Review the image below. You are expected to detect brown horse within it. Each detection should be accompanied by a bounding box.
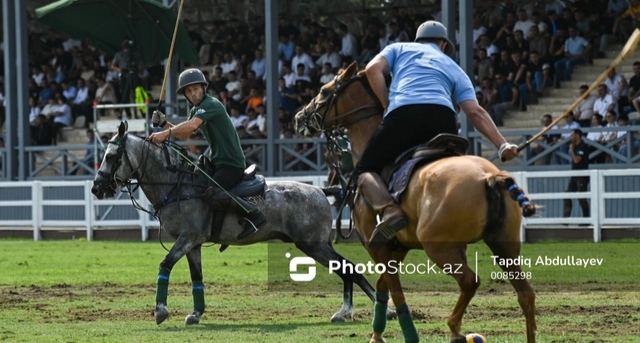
[295,62,537,343]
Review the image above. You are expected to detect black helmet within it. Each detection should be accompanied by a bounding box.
[415,20,456,57]
[176,68,208,95]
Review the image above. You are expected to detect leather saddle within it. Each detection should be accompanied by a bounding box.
[380,134,469,201]
[230,164,266,197]
[197,157,265,198]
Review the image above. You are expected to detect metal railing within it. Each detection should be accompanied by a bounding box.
[0,170,639,242]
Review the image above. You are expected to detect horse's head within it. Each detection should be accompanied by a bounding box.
[294,62,380,137]
[91,122,134,199]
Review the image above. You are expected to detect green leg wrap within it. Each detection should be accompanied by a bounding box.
[372,303,388,333]
[397,303,419,343]
[192,280,205,313]
[155,268,170,304]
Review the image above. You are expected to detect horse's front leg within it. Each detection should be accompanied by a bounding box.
[154,233,203,325]
[184,244,204,325]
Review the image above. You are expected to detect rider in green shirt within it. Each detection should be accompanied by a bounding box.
[149,68,265,239]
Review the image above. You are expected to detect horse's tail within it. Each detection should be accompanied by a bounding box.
[486,172,537,218]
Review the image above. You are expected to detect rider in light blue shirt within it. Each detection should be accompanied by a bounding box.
[379,42,477,116]
[356,20,519,249]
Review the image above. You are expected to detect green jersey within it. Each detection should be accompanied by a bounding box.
[189,95,246,169]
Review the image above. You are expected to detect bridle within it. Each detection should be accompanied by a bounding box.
[299,74,383,134]
[297,73,384,240]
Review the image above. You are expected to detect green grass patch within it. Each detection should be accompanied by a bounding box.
[0,240,638,342]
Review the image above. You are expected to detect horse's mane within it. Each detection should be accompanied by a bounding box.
[126,133,193,170]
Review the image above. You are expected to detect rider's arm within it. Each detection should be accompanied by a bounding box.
[459,100,508,149]
[364,55,390,112]
[168,117,203,140]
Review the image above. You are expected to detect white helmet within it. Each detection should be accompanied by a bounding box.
[415,20,455,57]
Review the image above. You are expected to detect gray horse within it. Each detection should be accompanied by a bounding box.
[90,122,390,325]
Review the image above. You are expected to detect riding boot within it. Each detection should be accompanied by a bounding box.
[357,172,408,249]
[230,196,266,240]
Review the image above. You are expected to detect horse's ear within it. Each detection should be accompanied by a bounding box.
[340,62,359,81]
[118,121,126,138]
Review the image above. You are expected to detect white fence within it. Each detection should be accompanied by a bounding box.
[0,171,639,242]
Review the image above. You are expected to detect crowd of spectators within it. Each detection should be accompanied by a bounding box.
[1,0,639,165]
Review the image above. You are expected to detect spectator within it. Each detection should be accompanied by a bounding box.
[220,52,239,78]
[574,84,597,127]
[278,34,296,63]
[528,25,549,61]
[316,42,341,71]
[531,113,560,165]
[617,115,640,162]
[548,28,568,82]
[95,76,117,118]
[629,62,640,112]
[229,106,249,129]
[250,49,266,81]
[31,114,54,146]
[613,0,640,42]
[209,66,228,95]
[60,80,77,103]
[243,87,263,113]
[496,49,516,82]
[49,95,72,144]
[554,26,591,83]
[476,48,493,84]
[319,62,336,85]
[38,79,55,104]
[28,97,41,126]
[604,67,630,114]
[278,77,298,115]
[557,114,581,165]
[72,78,92,123]
[563,128,590,219]
[478,34,499,57]
[521,51,552,109]
[513,30,530,60]
[489,72,518,126]
[291,44,316,77]
[593,84,616,117]
[225,70,242,102]
[472,17,487,49]
[281,62,297,88]
[495,11,517,48]
[514,9,535,40]
[358,24,380,66]
[480,77,498,111]
[586,113,607,164]
[337,23,358,64]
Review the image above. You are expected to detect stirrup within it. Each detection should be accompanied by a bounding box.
[237,218,259,240]
[368,217,407,250]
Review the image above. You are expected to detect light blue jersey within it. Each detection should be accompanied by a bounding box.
[379,42,477,116]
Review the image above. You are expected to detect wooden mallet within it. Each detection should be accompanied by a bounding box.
[156,0,185,111]
[511,28,640,157]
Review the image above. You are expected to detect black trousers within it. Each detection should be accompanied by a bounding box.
[564,176,590,217]
[356,104,458,176]
[210,164,244,190]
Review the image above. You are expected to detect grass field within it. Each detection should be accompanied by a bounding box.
[0,239,639,343]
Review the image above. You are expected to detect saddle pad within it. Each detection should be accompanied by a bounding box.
[389,157,430,203]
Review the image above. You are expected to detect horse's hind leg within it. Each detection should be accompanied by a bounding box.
[154,232,204,325]
[294,242,359,322]
[184,245,204,325]
[423,243,479,343]
[484,239,536,343]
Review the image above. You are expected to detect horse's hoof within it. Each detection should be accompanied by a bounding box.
[386,308,398,320]
[450,336,466,343]
[369,334,386,343]
[184,311,201,325]
[154,305,169,325]
[330,309,353,322]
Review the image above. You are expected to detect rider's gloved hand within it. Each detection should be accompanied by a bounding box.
[499,142,519,162]
[152,110,166,128]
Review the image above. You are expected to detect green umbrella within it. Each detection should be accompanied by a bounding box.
[35,0,199,66]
